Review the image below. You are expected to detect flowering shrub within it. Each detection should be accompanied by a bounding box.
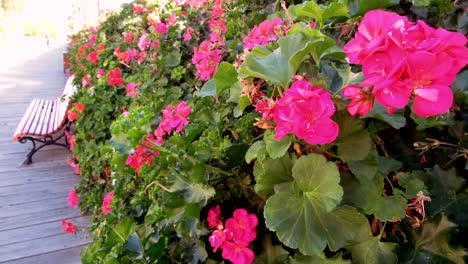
[65,0,467,263]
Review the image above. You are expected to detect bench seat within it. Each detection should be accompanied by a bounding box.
[12,76,76,164]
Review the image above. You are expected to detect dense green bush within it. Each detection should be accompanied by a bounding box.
[65,0,467,263]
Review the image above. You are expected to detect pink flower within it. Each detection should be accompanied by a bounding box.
[159,101,192,134]
[107,68,124,86]
[124,32,134,43]
[167,13,177,26]
[243,18,283,49]
[74,102,85,113]
[132,4,144,14]
[125,82,138,98]
[207,205,222,229]
[225,209,257,243]
[101,191,114,215]
[342,84,374,116]
[67,158,80,174]
[343,10,410,64]
[65,130,76,150]
[61,218,77,234]
[138,34,151,51]
[192,40,223,81]
[97,69,105,77]
[255,99,276,121]
[184,27,193,41]
[67,109,78,122]
[273,79,339,145]
[154,22,169,34]
[67,188,79,208]
[209,228,232,252]
[82,74,91,86]
[126,145,155,174]
[221,240,255,264]
[152,40,160,49]
[87,51,98,64]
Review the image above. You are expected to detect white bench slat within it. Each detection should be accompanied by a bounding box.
[25,99,45,136]
[39,99,54,135]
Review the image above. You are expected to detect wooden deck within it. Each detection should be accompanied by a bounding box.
[0,37,90,263]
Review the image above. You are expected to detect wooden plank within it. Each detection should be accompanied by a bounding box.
[33,99,50,135]
[0,216,89,246]
[48,98,59,134]
[0,197,71,218]
[0,189,70,207]
[0,169,73,186]
[0,230,90,262]
[0,245,85,264]
[40,99,54,135]
[12,99,39,140]
[25,99,45,135]
[0,178,76,197]
[0,206,83,232]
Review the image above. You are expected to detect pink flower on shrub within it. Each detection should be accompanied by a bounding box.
[138,34,151,51]
[67,188,79,208]
[207,205,222,228]
[243,18,283,50]
[167,13,177,27]
[61,218,77,234]
[82,74,91,86]
[208,208,257,264]
[192,40,223,81]
[184,27,193,41]
[222,240,255,264]
[342,84,374,116]
[255,99,276,121]
[132,4,144,14]
[101,191,114,215]
[159,101,192,134]
[107,68,124,87]
[65,130,76,150]
[344,9,468,117]
[87,51,98,64]
[68,158,81,174]
[273,79,339,145]
[124,32,134,43]
[126,145,155,174]
[154,22,169,34]
[97,69,105,77]
[125,82,138,98]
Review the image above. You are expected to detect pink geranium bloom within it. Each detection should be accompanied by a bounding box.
[405,52,454,116]
[101,191,114,215]
[209,228,232,252]
[82,74,91,87]
[107,68,124,86]
[67,188,79,208]
[97,69,105,77]
[125,82,138,98]
[126,145,154,174]
[138,34,151,51]
[225,209,257,243]
[132,4,144,14]
[207,205,222,229]
[74,102,85,113]
[159,101,192,134]
[192,40,223,81]
[67,158,81,174]
[273,79,339,145]
[344,10,410,64]
[65,130,76,150]
[167,13,177,27]
[87,51,98,64]
[154,22,169,34]
[221,240,255,264]
[123,32,134,43]
[61,218,77,234]
[342,84,374,116]
[243,18,282,49]
[184,27,193,41]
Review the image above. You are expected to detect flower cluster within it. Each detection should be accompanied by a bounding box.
[126,102,191,173]
[68,158,81,174]
[242,17,283,50]
[343,10,468,117]
[273,78,339,145]
[208,207,257,264]
[192,0,225,81]
[125,82,138,98]
[114,48,140,65]
[67,188,79,208]
[101,191,114,215]
[65,130,76,150]
[175,0,209,8]
[67,102,85,122]
[107,68,125,87]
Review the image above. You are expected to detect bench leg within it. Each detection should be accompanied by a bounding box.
[18,131,70,165]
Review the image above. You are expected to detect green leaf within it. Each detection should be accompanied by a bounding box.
[169,176,215,206]
[411,0,431,8]
[245,140,267,164]
[410,111,455,130]
[212,62,238,97]
[108,218,135,245]
[264,129,292,159]
[197,79,216,97]
[240,33,319,87]
[343,174,407,222]
[333,111,372,161]
[163,51,181,67]
[365,103,406,129]
[123,233,143,260]
[265,154,364,255]
[289,253,351,263]
[296,0,349,28]
[396,172,428,199]
[254,235,289,264]
[415,215,467,264]
[253,154,295,199]
[350,236,398,264]
[350,0,400,16]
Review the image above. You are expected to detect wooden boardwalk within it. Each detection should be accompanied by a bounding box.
[0,37,90,263]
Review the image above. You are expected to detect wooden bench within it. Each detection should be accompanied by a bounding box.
[12,76,77,164]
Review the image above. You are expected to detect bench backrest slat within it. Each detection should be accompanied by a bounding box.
[39,99,54,135]
[26,99,45,135]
